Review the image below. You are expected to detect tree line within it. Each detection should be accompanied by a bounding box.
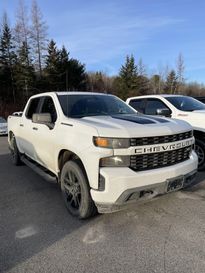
[0,0,86,114]
[0,0,205,117]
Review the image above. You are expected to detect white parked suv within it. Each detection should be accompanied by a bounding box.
[126,95,205,170]
[0,117,8,135]
[8,92,198,218]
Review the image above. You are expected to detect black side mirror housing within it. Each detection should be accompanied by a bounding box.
[156,108,171,117]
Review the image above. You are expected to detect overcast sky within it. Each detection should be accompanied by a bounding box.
[1,0,205,83]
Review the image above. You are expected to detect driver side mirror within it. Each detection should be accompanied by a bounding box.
[156,108,171,117]
[32,113,54,129]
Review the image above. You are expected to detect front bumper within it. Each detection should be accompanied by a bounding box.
[91,151,198,213]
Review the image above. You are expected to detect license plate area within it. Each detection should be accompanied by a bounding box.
[167,176,184,192]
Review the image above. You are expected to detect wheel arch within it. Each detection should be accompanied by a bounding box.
[57,149,88,183]
[193,130,205,141]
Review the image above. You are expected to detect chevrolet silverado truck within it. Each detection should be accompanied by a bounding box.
[8,92,198,219]
[126,95,205,171]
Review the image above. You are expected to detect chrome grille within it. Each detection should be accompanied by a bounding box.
[130,131,193,146]
[130,146,192,171]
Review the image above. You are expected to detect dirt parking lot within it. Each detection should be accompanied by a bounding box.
[1,136,205,273]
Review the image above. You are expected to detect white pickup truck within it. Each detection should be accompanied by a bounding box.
[126,95,205,170]
[8,92,198,219]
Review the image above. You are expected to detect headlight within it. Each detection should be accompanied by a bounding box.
[93,137,130,149]
[100,156,130,167]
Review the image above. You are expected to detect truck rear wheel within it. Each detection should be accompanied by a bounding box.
[61,160,97,219]
[195,139,205,171]
[10,134,22,166]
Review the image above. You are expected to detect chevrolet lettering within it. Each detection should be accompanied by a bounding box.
[135,139,194,155]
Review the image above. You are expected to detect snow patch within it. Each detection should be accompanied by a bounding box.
[15,226,38,239]
[83,223,105,244]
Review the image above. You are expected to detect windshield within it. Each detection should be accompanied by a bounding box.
[58,94,136,118]
[0,117,6,123]
[166,96,205,111]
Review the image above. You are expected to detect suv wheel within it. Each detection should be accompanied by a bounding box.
[195,139,205,171]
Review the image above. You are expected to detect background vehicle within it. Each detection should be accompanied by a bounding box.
[8,92,198,219]
[126,94,205,170]
[0,117,8,135]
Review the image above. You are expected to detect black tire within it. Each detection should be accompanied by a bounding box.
[10,134,22,166]
[195,139,205,171]
[61,160,97,219]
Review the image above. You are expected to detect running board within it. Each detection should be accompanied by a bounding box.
[21,155,57,184]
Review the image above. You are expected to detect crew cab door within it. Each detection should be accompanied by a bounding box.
[144,98,172,117]
[31,96,58,172]
[129,98,172,117]
[19,97,41,158]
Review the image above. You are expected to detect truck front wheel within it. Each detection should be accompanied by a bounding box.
[195,139,205,171]
[61,160,97,219]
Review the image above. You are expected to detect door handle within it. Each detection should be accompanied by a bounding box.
[32,127,38,131]
[20,124,24,127]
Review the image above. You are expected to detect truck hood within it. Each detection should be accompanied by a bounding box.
[80,114,192,138]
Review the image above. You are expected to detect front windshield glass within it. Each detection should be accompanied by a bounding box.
[58,94,136,118]
[166,96,205,111]
[0,117,6,123]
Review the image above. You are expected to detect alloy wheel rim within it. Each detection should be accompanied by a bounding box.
[63,170,81,210]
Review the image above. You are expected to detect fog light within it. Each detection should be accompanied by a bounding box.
[100,156,130,167]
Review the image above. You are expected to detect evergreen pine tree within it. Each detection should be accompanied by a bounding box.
[59,45,69,66]
[14,41,35,101]
[57,45,86,91]
[119,55,138,89]
[0,19,16,103]
[118,55,139,99]
[164,70,178,94]
[45,39,60,90]
[58,46,69,90]
[66,58,86,91]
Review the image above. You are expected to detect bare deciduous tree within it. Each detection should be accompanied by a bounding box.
[176,53,185,93]
[138,58,146,76]
[14,0,30,65]
[30,0,48,77]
